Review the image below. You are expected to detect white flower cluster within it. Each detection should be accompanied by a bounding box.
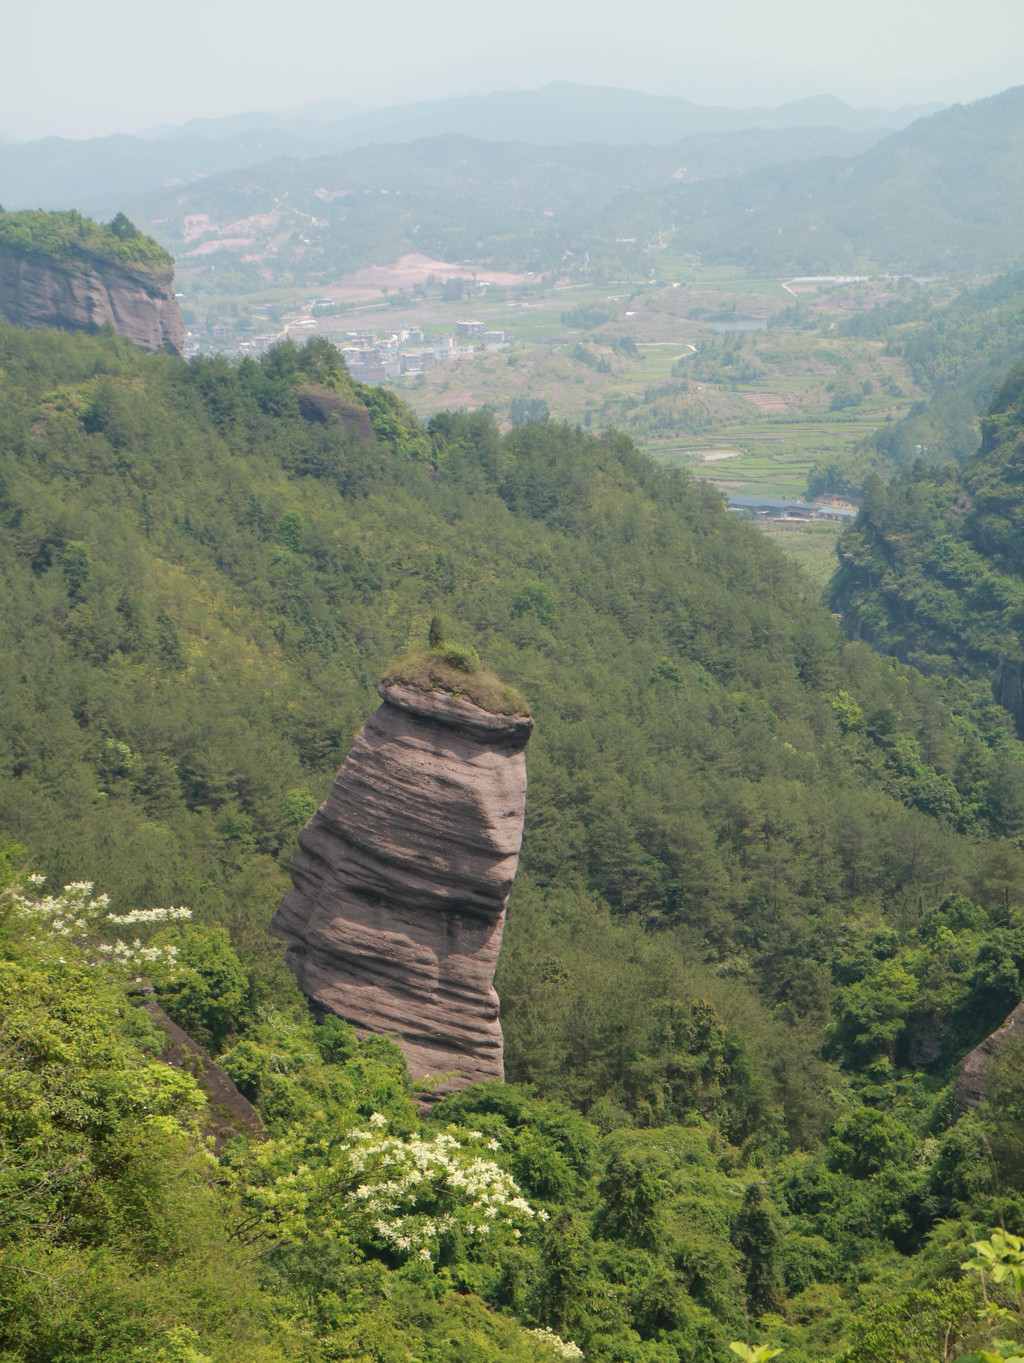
[337,1119,546,1256]
[7,879,111,936]
[527,1327,585,1361]
[5,876,189,973]
[98,939,181,966]
[105,906,192,925]
[249,1114,547,1261]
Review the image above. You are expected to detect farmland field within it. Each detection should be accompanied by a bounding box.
[197,257,958,506]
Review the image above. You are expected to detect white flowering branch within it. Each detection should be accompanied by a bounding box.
[3,876,191,972]
[528,1326,585,1361]
[105,906,192,925]
[240,1113,547,1261]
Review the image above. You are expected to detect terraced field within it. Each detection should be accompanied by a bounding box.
[375,267,921,497]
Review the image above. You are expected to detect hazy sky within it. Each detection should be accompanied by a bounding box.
[2,0,1022,140]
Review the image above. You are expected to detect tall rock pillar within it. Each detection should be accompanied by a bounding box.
[272,682,533,1091]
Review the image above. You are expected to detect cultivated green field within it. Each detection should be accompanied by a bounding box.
[379,266,923,502]
[759,520,846,590]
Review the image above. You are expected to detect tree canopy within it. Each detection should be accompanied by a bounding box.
[2,324,1024,1359]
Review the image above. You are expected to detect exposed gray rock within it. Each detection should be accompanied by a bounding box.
[0,240,184,355]
[141,1000,263,1149]
[272,681,532,1093]
[956,998,1024,1110]
[296,384,374,440]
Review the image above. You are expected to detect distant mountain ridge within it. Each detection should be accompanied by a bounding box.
[6,84,1019,296]
[136,81,938,149]
[122,126,890,286]
[0,129,327,216]
[622,84,1024,275]
[136,97,364,140]
[0,80,937,216]
[118,85,1024,292]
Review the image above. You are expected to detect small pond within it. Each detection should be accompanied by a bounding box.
[711,319,768,333]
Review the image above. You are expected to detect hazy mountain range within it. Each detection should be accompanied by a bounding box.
[138,83,939,146]
[97,82,1021,290]
[0,81,939,216]
[645,84,1024,274]
[2,81,1020,284]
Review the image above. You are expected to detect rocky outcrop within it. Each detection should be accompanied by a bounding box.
[956,999,1024,1110]
[0,240,184,355]
[141,1000,263,1149]
[272,682,533,1093]
[297,384,374,440]
[993,659,1024,739]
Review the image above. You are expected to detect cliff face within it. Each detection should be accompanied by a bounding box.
[140,1000,263,1151]
[296,384,375,441]
[993,659,1024,739]
[272,682,533,1092]
[0,241,184,355]
[956,998,1024,1110]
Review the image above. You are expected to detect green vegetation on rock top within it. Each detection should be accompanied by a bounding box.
[0,206,174,275]
[383,647,531,715]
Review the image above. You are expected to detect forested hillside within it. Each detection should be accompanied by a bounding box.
[120,125,885,291]
[4,322,1024,1360]
[0,206,173,274]
[95,87,1023,304]
[809,272,1024,496]
[831,359,1024,728]
[646,85,1024,275]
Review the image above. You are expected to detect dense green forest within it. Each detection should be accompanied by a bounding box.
[809,272,1024,497]
[830,359,1024,717]
[3,321,1024,1360]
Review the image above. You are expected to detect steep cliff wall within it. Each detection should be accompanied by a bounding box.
[297,384,375,441]
[956,998,1024,1109]
[0,240,184,355]
[272,682,533,1092]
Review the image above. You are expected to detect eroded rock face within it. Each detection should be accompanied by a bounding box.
[272,682,532,1092]
[141,1000,263,1150]
[956,999,1024,1110]
[0,241,184,355]
[296,385,374,441]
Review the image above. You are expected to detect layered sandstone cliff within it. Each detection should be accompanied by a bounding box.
[272,681,533,1092]
[956,998,1024,1110]
[0,240,184,355]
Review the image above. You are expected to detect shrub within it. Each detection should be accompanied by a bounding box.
[438,642,481,673]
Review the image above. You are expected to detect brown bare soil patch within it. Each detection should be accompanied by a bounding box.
[324,254,533,303]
